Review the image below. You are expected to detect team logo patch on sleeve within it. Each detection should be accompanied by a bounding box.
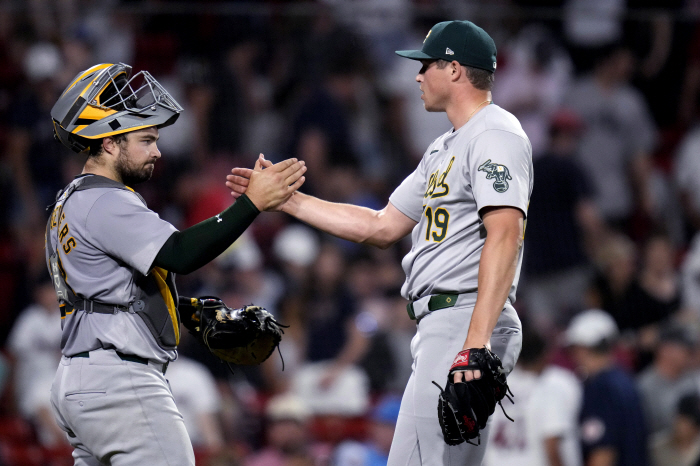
[478,159,512,193]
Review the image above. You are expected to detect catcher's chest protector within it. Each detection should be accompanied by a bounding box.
[46,175,180,350]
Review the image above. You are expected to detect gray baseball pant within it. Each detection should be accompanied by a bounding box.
[50,348,194,466]
[388,293,522,466]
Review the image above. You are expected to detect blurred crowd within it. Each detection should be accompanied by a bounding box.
[1,0,700,465]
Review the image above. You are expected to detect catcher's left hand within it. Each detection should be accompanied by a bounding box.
[433,347,513,446]
[180,296,286,366]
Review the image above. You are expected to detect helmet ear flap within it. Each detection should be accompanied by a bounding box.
[52,122,92,154]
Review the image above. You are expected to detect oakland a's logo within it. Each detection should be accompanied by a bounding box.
[478,159,511,193]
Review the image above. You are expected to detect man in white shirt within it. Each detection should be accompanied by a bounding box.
[484,329,583,466]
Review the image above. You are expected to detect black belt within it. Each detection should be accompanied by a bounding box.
[406,293,459,321]
[72,351,169,375]
[74,299,130,314]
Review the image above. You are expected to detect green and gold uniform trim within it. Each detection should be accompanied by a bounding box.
[406,293,459,320]
[152,267,179,345]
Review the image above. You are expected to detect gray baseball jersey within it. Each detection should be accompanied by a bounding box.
[46,175,178,363]
[389,104,533,302]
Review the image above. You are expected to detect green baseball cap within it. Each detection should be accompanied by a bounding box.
[396,21,497,72]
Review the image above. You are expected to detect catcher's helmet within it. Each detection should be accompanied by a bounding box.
[51,63,183,153]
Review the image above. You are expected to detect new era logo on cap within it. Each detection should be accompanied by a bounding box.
[446,47,454,55]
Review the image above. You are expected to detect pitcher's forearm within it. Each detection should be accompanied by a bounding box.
[464,208,523,349]
[282,192,396,248]
[464,233,520,348]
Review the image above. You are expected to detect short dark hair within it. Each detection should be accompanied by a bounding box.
[435,59,494,90]
[88,133,128,157]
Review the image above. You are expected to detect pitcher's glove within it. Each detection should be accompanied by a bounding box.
[432,347,514,446]
[180,296,287,366]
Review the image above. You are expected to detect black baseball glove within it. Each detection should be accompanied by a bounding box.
[180,296,287,367]
[432,347,513,446]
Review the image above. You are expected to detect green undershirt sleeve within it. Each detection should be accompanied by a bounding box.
[152,194,260,275]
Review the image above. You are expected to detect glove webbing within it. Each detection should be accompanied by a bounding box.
[200,311,289,375]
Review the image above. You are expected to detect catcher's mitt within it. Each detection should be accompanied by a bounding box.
[432,347,514,446]
[180,296,287,368]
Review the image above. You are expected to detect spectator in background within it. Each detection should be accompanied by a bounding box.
[7,42,68,226]
[522,109,605,334]
[563,0,626,73]
[566,309,649,466]
[357,294,415,394]
[632,233,681,329]
[637,324,699,436]
[587,234,637,324]
[254,224,323,394]
[7,277,64,446]
[333,395,402,466]
[296,243,371,390]
[651,393,700,466]
[624,233,682,364]
[27,0,77,41]
[484,328,583,466]
[564,44,658,232]
[207,23,289,159]
[681,232,700,322]
[244,393,329,466]
[626,0,691,130]
[381,18,452,166]
[215,231,285,315]
[590,233,681,367]
[495,25,574,157]
[674,115,700,236]
[326,0,412,69]
[290,16,380,190]
[164,353,225,454]
[208,37,259,156]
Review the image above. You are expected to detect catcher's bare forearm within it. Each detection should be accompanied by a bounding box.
[464,207,523,349]
[282,193,415,249]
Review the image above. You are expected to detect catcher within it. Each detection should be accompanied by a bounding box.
[46,62,304,466]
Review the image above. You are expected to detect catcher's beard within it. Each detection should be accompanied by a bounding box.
[115,144,155,186]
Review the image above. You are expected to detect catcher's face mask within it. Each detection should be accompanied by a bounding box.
[51,63,183,154]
